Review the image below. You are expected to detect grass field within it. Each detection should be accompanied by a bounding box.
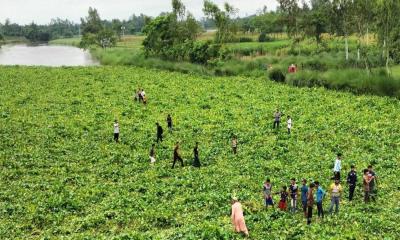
[0,66,399,239]
[49,37,81,47]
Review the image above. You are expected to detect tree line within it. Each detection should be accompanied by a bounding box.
[0,14,151,43]
[140,0,400,73]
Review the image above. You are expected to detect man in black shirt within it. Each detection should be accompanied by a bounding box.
[193,142,200,168]
[347,165,357,201]
[167,114,173,131]
[156,123,163,143]
[172,142,184,169]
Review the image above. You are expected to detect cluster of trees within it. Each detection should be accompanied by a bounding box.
[79,8,153,49]
[143,0,209,62]
[79,8,119,49]
[0,13,152,44]
[0,18,79,42]
[274,0,400,71]
[143,0,244,63]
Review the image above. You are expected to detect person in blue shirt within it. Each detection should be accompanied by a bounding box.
[300,179,309,217]
[314,181,326,219]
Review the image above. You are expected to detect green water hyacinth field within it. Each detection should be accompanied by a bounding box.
[0,66,399,239]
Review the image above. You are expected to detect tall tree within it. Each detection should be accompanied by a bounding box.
[301,0,330,44]
[203,0,238,43]
[80,8,116,49]
[143,0,201,59]
[330,0,354,61]
[376,0,400,73]
[277,0,300,38]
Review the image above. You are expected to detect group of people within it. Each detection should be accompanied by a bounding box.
[260,155,378,226]
[114,90,379,237]
[273,109,293,135]
[229,155,379,237]
[134,88,147,105]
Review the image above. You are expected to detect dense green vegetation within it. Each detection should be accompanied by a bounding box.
[0,66,399,239]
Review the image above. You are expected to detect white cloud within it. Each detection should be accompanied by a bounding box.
[0,0,279,25]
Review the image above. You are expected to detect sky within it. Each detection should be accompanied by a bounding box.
[0,0,279,25]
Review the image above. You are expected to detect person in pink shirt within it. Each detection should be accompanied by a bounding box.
[231,198,249,237]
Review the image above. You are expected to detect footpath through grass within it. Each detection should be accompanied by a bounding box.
[0,66,399,239]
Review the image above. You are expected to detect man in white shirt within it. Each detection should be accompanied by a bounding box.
[333,153,342,180]
[287,116,292,135]
[113,120,119,143]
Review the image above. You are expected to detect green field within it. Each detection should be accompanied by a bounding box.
[49,37,81,47]
[0,66,399,239]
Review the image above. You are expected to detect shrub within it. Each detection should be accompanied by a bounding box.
[259,32,272,42]
[268,68,286,82]
[188,41,221,64]
[238,37,253,43]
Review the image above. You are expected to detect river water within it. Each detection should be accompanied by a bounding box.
[0,44,99,67]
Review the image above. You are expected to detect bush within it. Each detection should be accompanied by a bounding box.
[238,37,253,43]
[285,71,325,87]
[188,41,221,64]
[259,32,272,42]
[268,68,286,82]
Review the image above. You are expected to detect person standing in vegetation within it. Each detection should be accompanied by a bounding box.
[113,120,119,143]
[143,95,147,105]
[231,197,249,237]
[263,179,274,209]
[149,144,156,164]
[172,142,184,169]
[363,169,371,203]
[289,178,298,213]
[307,183,315,225]
[193,142,200,168]
[288,64,297,73]
[134,88,140,102]
[347,165,357,201]
[278,186,289,211]
[140,89,146,102]
[167,114,173,131]
[328,179,343,214]
[333,153,342,180]
[273,109,282,129]
[138,89,143,102]
[287,116,292,135]
[315,181,325,219]
[368,165,377,202]
[156,123,163,143]
[301,179,309,217]
[232,136,238,155]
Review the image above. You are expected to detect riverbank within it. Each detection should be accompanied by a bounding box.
[2,36,29,45]
[49,36,400,99]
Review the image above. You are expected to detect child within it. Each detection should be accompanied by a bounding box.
[193,142,201,168]
[278,186,289,211]
[301,179,309,217]
[113,120,119,143]
[289,178,298,213]
[363,169,371,203]
[263,179,274,209]
[315,181,326,219]
[307,183,315,225]
[232,136,238,155]
[287,116,292,134]
[167,114,173,131]
[149,144,156,164]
